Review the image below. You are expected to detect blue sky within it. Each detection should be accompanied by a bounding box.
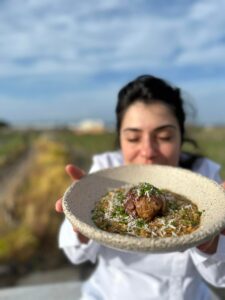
[0,0,225,126]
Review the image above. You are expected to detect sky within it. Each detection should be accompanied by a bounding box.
[0,0,225,126]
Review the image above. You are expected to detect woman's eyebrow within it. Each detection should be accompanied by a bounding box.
[122,124,177,133]
[154,125,177,132]
[122,128,141,132]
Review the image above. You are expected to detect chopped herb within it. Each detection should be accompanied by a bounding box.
[135,219,146,228]
[134,182,162,197]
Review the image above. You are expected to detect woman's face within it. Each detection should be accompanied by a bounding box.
[120,101,182,166]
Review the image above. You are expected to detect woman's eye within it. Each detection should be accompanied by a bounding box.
[127,138,140,143]
[158,136,172,141]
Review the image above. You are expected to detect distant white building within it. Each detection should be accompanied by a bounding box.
[73,119,106,134]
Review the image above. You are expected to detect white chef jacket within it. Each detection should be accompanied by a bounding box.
[59,151,225,300]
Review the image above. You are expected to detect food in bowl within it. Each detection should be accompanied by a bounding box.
[92,182,202,238]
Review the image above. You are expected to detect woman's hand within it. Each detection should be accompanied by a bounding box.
[55,164,85,212]
[55,164,89,244]
[197,235,219,254]
[197,181,225,254]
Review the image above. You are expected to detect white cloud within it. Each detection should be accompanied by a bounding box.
[178,78,225,125]
[0,0,224,78]
[176,45,225,65]
[175,0,225,65]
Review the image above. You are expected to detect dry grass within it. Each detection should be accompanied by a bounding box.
[0,135,73,266]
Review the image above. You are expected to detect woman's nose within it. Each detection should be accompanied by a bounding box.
[140,138,157,158]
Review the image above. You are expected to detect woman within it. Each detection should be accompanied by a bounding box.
[56,75,225,300]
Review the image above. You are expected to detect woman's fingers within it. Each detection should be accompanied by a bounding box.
[73,227,89,244]
[55,164,89,243]
[55,198,63,213]
[197,235,219,254]
[55,164,85,211]
[65,164,85,181]
[55,165,85,214]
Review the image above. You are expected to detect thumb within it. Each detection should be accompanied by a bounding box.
[65,164,85,181]
[55,198,63,213]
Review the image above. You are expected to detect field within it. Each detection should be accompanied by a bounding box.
[184,126,225,178]
[0,126,224,285]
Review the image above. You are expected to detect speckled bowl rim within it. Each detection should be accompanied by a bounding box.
[62,165,225,253]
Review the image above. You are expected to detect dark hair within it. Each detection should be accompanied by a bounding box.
[116,75,185,140]
[115,74,201,169]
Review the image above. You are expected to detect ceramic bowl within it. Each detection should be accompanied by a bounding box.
[62,165,225,253]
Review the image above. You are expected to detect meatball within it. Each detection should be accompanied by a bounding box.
[124,184,165,221]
